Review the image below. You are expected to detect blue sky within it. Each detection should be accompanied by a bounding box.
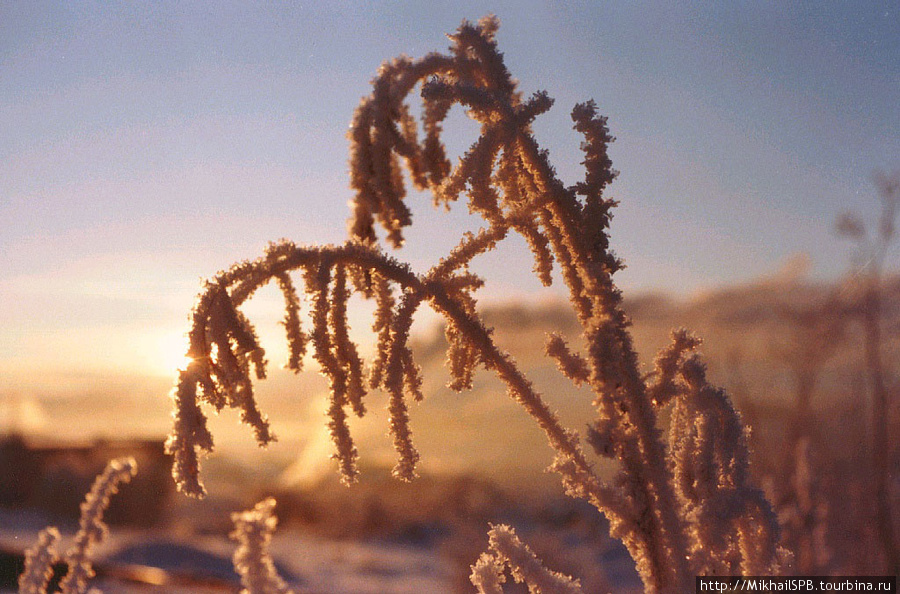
[1,2,898,383]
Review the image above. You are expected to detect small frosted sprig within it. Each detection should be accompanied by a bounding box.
[470,524,583,594]
[18,528,60,594]
[206,287,273,444]
[59,457,138,594]
[470,555,506,594]
[646,329,701,406]
[304,260,361,484]
[381,292,424,481]
[669,355,785,575]
[275,271,307,372]
[367,270,395,389]
[330,266,367,415]
[546,332,590,385]
[230,498,295,594]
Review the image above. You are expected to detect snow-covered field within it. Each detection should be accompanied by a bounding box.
[1,511,456,593]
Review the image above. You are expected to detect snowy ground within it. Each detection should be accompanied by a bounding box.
[0,508,456,593]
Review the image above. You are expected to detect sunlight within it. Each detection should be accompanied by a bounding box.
[152,330,194,376]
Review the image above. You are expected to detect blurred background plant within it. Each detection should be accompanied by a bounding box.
[835,170,900,576]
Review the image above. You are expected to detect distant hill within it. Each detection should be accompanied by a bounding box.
[275,275,900,493]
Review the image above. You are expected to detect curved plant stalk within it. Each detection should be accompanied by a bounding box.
[470,524,582,594]
[166,16,785,591]
[231,498,295,594]
[60,457,138,594]
[18,458,138,594]
[18,528,61,594]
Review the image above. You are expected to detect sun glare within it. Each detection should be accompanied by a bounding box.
[153,330,194,376]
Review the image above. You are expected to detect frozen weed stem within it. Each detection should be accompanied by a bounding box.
[18,457,138,594]
[18,528,61,594]
[166,16,785,591]
[471,524,582,594]
[231,498,295,594]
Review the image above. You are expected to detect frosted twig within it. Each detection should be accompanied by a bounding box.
[18,528,60,594]
[231,498,295,594]
[60,457,138,594]
[470,524,582,594]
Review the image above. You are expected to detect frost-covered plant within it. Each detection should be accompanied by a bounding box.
[231,498,295,594]
[18,528,61,594]
[471,524,582,594]
[18,457,138,594]
[166,16,785,591]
